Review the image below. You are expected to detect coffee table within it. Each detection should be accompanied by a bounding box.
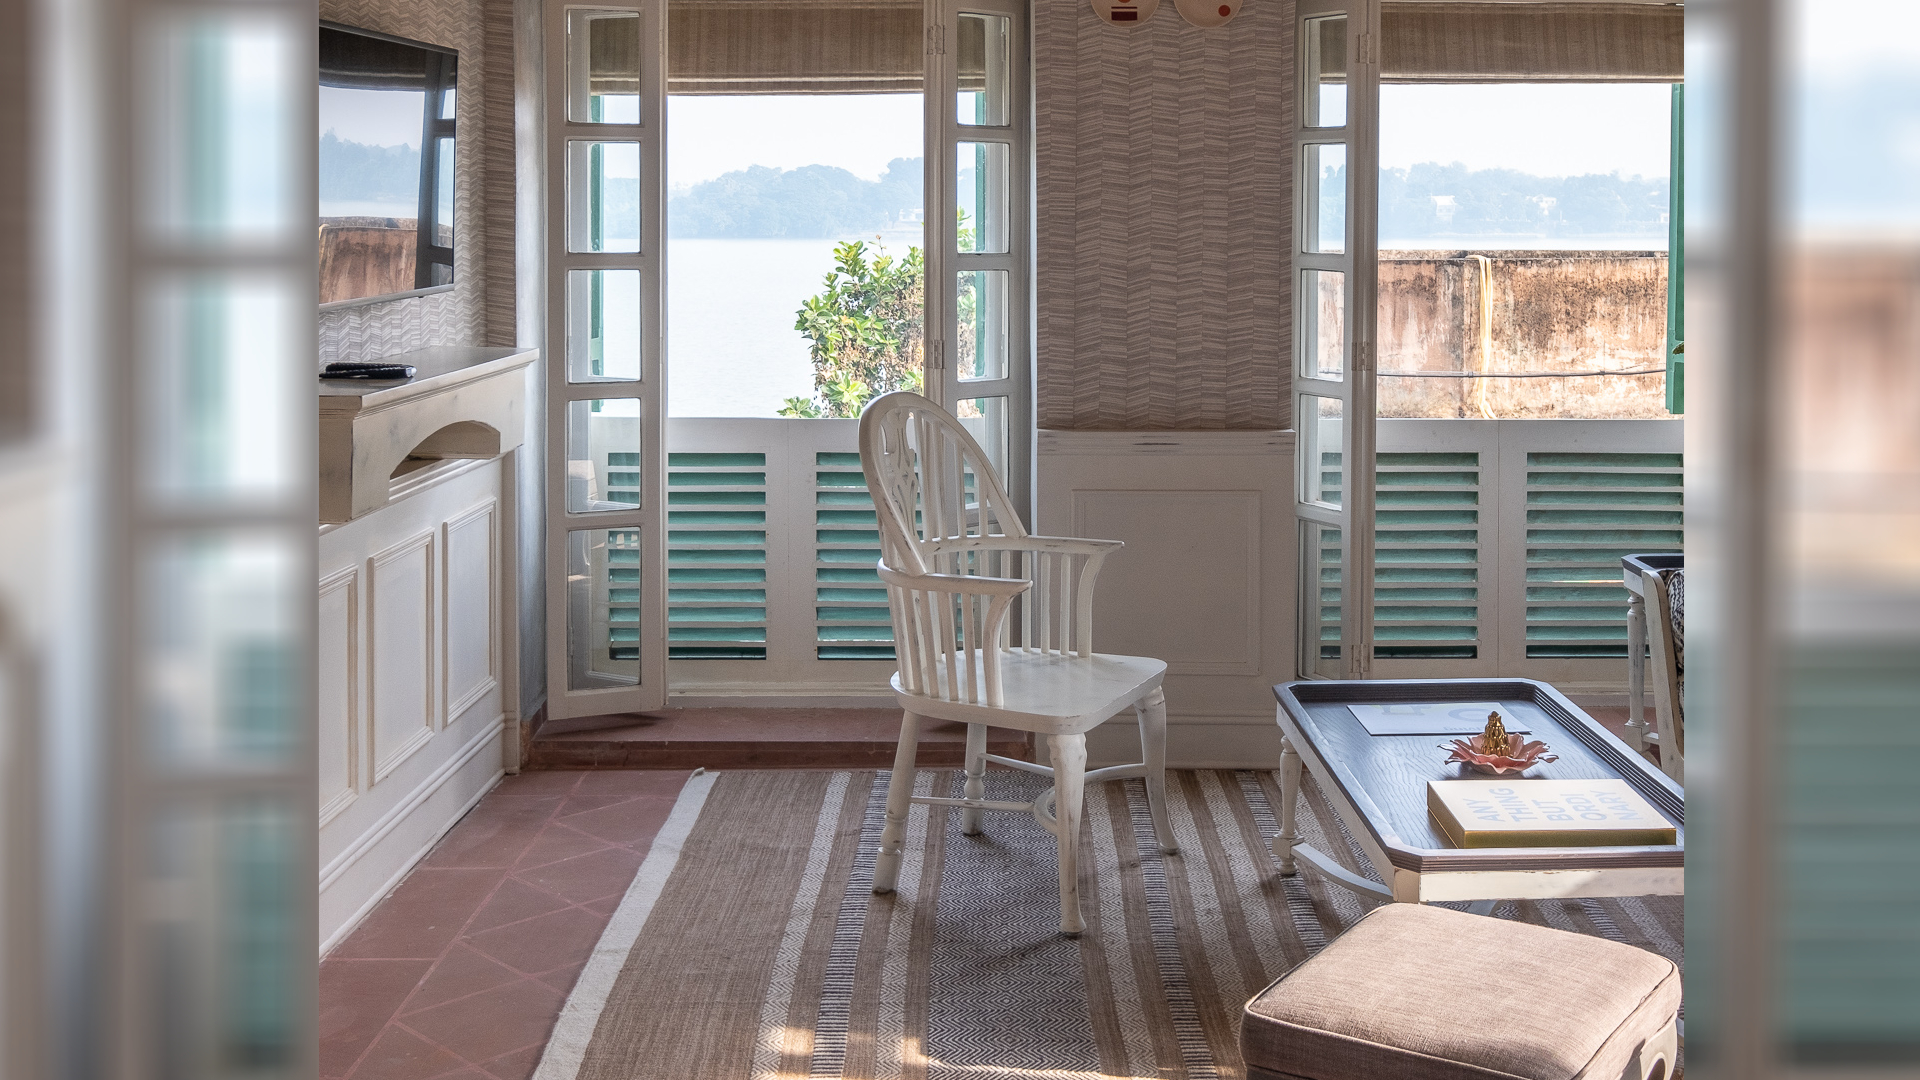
[1271,678,1684,906]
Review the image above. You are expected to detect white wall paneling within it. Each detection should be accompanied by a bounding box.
[443,500,499,723]
[1037,430,1297,768]
[369,529,438,782]
[318,458,511,953]
[317,567,360,827]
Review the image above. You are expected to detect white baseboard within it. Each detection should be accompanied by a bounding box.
[666,692,898,710]
[319,722,505,955]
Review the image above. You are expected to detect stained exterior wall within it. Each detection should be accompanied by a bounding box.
[1033,0,1293,431]
[317,0,517,365]
[1378,250,1673,419]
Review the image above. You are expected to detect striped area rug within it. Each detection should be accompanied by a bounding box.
[533,768,1683,1080]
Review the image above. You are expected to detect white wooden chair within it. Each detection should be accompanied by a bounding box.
[859,392,1175,935]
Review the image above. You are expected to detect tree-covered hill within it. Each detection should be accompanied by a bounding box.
[669,157,923,238]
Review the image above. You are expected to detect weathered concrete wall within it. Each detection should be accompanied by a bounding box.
[1378,250,1672,419]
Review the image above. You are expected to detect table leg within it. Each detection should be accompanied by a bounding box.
[1625,592,1648,752]
[1272,735,1303,874]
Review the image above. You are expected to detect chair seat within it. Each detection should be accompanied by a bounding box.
[1242,904,1680,1080]
[891,650,1167,734]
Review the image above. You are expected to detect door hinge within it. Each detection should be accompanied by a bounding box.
[1351,646,1372,679]
[926,23,946,55]
[1356,30,1374,66]
[927,338,946,371]
[1353,341,1375,374]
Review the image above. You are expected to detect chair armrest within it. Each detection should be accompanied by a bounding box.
[925,535,1122,560]
[876,563,1034,597]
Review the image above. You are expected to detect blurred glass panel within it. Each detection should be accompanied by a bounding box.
[145,535,300,767]
[1304,143,1346,254]
[1304,15,1346,128]
[145,276,298,503]
[566,399,643,513]
[1300,394,1343,507]
[1686,1,1920,1069]
[567,269,643,382]
[147,798,302,1078]
[957,14,1011,126]
[567,141,641,253]
[957,141,1009,254]
[148,15,298,242]
[1300,269,1345,380]
[566,10,642,124]
[568,528,642,689]
[957,270,1008,381]
[956,397,1009,484]
[1303,522,1344,676]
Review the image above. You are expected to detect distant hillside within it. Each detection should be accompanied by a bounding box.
[1376,163,1670,241]
[669,158,923,239]
[319,131,420,204]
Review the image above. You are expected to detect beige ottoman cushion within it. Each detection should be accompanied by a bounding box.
[1242,903,1679,1080]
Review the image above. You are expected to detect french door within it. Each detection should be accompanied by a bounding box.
[925,0,1034,510]
[1294,0,1380,678]
[543,0,668,718]
[542,0,1033,706]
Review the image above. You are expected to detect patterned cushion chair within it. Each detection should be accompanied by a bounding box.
[1242,904,1680,1080]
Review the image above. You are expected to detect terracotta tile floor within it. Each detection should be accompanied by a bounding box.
[320,769,691,1080]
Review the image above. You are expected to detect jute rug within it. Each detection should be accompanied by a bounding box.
[532,768,1683,1080]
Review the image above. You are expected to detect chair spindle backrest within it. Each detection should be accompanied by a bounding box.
[861,393,1033,706]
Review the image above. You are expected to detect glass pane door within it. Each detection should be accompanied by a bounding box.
[545,2,667,717]
[1294,0,1379,678]
[930,0,1031,514]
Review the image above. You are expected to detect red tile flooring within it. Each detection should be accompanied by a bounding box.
[322,705,1666,1079]
[320,769,691,1080]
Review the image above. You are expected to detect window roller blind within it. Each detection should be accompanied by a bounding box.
[1311,3,1683,84]
[668,0,924,94]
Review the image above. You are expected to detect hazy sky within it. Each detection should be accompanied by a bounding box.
[661,85,1672,188]
[1382,84,1672,177]
[668,95,924,186]
[319,86,426,148]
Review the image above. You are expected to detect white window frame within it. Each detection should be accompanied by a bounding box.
[924,0,1035,515]
[542,0,669,718]
[1294,0,1381,679]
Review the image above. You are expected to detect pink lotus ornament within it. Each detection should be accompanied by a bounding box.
[1441,712,1559,776]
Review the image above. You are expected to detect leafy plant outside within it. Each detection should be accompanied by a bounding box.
[783,213,979,419]
[782,238,927,418]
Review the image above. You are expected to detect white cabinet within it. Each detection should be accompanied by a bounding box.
[316,457,515,953]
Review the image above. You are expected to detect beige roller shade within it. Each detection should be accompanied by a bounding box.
[668,0,924,95]
[1378,2,1683,82]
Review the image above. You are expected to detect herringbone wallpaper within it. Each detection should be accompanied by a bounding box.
[317,0,517,366]
[1033,0,1293,430]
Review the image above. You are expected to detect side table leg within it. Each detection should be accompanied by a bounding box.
[1272,735,1303,874]
[1625,592,1648,753]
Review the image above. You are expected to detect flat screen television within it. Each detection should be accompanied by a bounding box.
[318,23,457,307]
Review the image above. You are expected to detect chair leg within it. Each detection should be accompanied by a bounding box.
[1048,732,1088,936]
[1136,686,1176,855]
[960,722,988,835]
[873,710,922,895]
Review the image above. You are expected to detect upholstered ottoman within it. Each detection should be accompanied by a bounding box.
[1242,903,1680,1080]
